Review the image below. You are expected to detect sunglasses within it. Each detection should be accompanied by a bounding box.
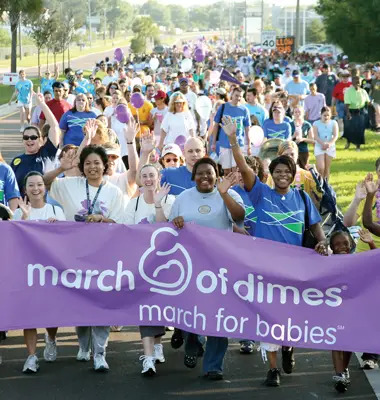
[23,135,39,141]
[164,157,178,163]
[110,86,118,89]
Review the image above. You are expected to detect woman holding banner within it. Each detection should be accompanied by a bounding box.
[13,171,66,374]
[221,115,326,387]
[43,145,127,372]
[124,165,174,376]
[170,157,244,380]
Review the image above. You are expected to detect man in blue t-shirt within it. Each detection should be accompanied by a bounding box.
[245,88,268,127]
[0,163,20,211]
[262,106,292,140]
[9,70,33,132]
[211,87,251,173]
[285,70,310,108]
[161,137,206,196]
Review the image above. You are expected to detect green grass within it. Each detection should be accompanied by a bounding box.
[0,36,132,70]
[0,77,42,106]
[310,131,379,212]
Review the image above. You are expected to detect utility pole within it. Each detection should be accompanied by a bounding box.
[18,14,22,60]
[261,0,264,32]
[103,7,106,42]
[295,0,300,51]
[245,0,248,49]
[303,6,306,46]
[88,0,92,47]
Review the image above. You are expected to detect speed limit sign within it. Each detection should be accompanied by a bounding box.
[261,31,276,49]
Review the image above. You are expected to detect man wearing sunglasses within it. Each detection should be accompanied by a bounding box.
[39,82,71,129]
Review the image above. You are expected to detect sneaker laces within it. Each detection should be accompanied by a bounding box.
[333,373,347,382]
[139,355,154,370]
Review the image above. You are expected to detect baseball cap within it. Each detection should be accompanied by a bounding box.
[292,70,300,77]
[75,69,83,75]
[162,143,182,158]
[341,69,350,76]
[216,87,227,95]
[274,73,281,79]
[154,90,167,100]
[179,77,188,85]
[104,144,121,157]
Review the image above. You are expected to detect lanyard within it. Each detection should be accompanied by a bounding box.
[86,179,103,215]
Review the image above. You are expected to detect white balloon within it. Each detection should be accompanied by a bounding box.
[131,77,143,88]
[149,58,160,71]
[195,96,212,120]
[181,58,193,72]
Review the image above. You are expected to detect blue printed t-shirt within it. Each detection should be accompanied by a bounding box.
[161,166,195,196]
[233,184,257,236]
[245,103,268,127]
[290,120,312,153]
[214,103,251,148]
[10,139,58,195]
[40,77,55,95]
[16,79,33,104]
[247,178,321,246]
[85,83,96,97]
[285,80,310,96]
[263,119,292,140]
[60,110,98,146]
[0,163,20,205]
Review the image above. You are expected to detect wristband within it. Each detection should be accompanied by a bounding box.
[127,141,134,145]
[155,205,162,209]
[230,142,239,148]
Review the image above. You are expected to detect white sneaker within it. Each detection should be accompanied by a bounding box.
[154,344,165,364]
[139,355,156,376]
[19,125,25,133]
[76,348,91,362]
[43,333,57,362]
[23,355,39,373]
[93,354,109,372]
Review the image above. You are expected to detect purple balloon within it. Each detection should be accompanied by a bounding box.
[174,135,186,151]
[184,48,192,59]
[115,104,130,124]
[195,52,205,62]
[130,92,145,109]
[183,45,188,52]
[114,48,124,62]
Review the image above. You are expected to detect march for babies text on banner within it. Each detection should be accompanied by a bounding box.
[0,221,379,353]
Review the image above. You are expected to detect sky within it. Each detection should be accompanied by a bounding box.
[130,0,318,6]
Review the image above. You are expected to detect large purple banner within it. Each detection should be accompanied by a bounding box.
[0,221,379,353]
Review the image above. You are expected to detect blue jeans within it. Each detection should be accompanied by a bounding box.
[202,336,229,373]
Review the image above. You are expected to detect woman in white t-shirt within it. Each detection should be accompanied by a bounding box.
[43,145,127,373]
[148,90,168,142]
[124,164,174,376]
[159,92,195,150]
[13,171,65,374]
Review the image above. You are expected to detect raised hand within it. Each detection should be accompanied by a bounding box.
[60,148,77,171]
[33,88,44,106]
[358,228,374,244]
[19,197,31,220]
[217,172,237,195]
[364,173,378,195]
[140,132,155,154]
[221,116,237,138]
[354,181,367,201]
[83,119,98,145]
[123,116,138,142]
[154,183,171,206]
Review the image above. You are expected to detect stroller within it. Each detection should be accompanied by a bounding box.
[308,167,357,252]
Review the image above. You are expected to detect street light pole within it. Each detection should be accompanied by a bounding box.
[295,0,300,51]
[88,0,92,47]
[245,0,248,49]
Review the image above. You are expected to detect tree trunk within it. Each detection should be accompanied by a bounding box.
[54,52,57,70]
[38,48,41,78]
[10,12,19,73]
[62,49,65,73]
[46,47,49,69]
[68,45,70,68]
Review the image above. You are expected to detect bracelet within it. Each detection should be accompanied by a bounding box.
[127,141,134,145]
[230,142,239,148]
[155,205,162,209]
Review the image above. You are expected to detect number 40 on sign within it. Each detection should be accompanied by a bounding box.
[261,31,276,50]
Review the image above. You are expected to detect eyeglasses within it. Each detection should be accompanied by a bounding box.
[110,86,118,89]
[164,157,178,163]
[23,135,39,141]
